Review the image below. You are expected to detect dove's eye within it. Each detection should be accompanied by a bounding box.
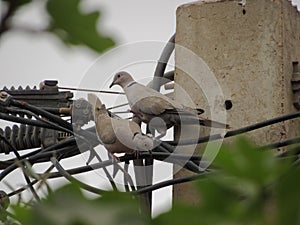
[117,74,121,78]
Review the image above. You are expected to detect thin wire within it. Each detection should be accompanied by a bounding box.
[58,86,125,95]
[110,110,131,114]
[106,103,129,110]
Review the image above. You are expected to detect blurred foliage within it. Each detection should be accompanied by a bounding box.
[1,0,115,54]
[2,137,300,225]
[11,185,149,225]
[2,0,32,9]
[154,138,297,225]
[46,0,115,53]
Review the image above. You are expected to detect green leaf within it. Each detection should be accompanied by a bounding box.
[213,137,280,187]
[154,137,288,225]
[2,0,32,9]
[46,0,115,53]
[276,163,300,225]
[13,184,148,225]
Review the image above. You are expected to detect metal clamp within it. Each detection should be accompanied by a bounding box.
[291,61,300,110]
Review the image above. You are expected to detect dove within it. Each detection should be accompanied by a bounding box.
[87,93,154,156]
[109,71,229,138]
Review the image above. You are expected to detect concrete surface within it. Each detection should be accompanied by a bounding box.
[173,0,300,203]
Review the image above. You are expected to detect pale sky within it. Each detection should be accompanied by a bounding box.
[0,0,195,217]
[0,0,299,218]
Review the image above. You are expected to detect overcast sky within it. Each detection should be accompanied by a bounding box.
[0,0,192,88]
[0,0,197,217]
[0,0,299,218]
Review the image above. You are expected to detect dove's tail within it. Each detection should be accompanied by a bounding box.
[178,115,230,129]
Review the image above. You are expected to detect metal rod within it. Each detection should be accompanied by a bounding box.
[110,110,131,114]
[58,86,125,95]
[107,103,129,110]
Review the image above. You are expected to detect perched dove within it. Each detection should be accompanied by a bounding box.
[87,94,154,156]
[109,71,229,138]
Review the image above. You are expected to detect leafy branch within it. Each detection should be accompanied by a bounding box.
[0,0,115,53]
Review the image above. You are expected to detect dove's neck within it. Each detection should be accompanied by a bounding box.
[97,109,109,119]
[124,81,137,89]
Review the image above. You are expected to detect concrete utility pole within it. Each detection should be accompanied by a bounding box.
[173,0,300,203]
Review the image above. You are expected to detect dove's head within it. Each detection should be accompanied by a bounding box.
[87,93,108,119]
[94,103,107,116]
[109,71,134,88]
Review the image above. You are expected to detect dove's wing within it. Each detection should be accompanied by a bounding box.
[111,118,142,150]
[125,83,183,116]
[88,93,117,145]
[133,96,177,115]
[96,118,117,145]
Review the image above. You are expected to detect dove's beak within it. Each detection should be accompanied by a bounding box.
[109,82,115,88]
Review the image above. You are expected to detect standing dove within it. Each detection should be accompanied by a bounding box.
[109,71,229,138]
[87,93,154,156]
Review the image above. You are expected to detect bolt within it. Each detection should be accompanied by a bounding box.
[0,92,8,98]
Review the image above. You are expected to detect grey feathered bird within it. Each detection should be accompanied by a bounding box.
[109,71,229,138]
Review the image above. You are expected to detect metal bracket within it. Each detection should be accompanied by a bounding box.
[291,61,300,110]
[72,98,93,130]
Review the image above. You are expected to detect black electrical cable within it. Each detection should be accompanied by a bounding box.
[8,156,63,198]
[0,136,81,182]
[10,99,73,131]
[38,151,204,180]
[0,133,40,201]
[86,147,118,192]
[135,33,176,216]
[152,33,175,91]
[157,144,203,173]
[4,89,300,201]
[136,172,211,194]
[8,180,39,197]
[0,145,77,182]
[168,111,300,146]
[0,112,55,130]
[4,132,299,185]
[8,99,119,190]
[259,136,300,150]
[50,157,107,195]
[21,138,76,159]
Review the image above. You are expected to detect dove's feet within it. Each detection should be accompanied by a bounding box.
[110,153,120,163]
[130,110,143,119]
[133,151,140,159]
